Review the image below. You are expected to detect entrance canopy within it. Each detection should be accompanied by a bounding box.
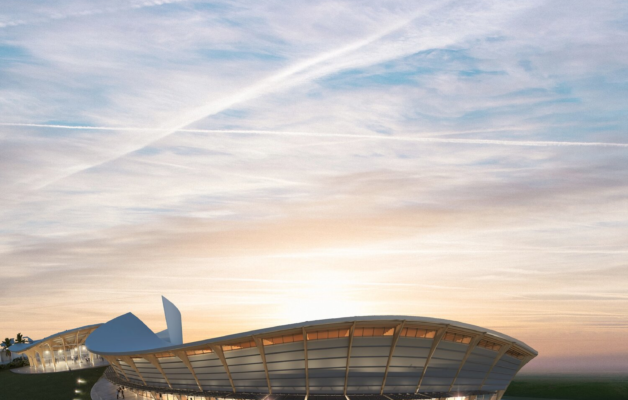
[11,323,102,372]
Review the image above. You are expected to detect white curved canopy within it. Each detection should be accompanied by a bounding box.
[87,309,537,356]
[11,323,102,354]
[86,312,170,354]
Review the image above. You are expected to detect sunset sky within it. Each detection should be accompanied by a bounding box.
[1,0,627,374]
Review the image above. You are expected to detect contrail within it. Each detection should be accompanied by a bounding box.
[0,0,190,29]
[2,122,628,148]
[0,11,431,190]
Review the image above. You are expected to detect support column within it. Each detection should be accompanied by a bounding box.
[27,351,36,370]
[253,337,272,394]
[416,325,448,393]
[209,344,236,393]
[35,350,45,372]
[449,334,484,392]
[479,343,512,389]
[76,331,82,366]
[303,327,310,397]
[174,350,204,391]
[46,342,57,371]
[144,354,173,389]
[343,322,357,396]
[60,336,69,368]
[380,321,405,394]
[120,356,147,385]
[104,355,129,380]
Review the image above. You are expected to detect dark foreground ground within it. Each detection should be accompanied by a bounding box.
[0,366,106,400]
[504,374,628,400]
[1,370,626,400]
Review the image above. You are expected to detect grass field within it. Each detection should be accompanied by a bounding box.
[504,375,628,400]
[0,366,107,400]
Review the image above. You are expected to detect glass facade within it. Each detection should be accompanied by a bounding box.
[442,332,473,344]
[477,339,501,352]
[263,333,304,345]
[99,320,534,399]
[505,349,525,360]
[222,340,256,352]
[400,327,436,339]
[186,348,213,356]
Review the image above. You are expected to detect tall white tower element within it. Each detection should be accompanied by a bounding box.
[162,296,183,345]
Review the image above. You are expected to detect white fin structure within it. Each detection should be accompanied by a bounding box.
[162,296,183,345]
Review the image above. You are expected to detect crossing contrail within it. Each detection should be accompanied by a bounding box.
[0,10,433,191]
[2,122,628,148]
[0,0,190,29]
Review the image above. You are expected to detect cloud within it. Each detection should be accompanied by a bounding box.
[0,0,191,29]
[1,0,628,372]
[4,123,628,149]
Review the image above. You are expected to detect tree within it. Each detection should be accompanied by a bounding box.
[2,337,11,357]
[16,333,24,344]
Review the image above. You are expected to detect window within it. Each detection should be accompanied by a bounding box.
[306,328,351,341]
[222,340,256,352]
[352,327,395,337]
[154,352,175,358]
[442,332,473,344]
[506,349,525,360]
[186,348,213,356]
[263,333,304,346]
[401,327,437,339]
[477,340,501,352]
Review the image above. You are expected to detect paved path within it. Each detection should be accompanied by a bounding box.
[91,377,143,400]
[11,359,109,374]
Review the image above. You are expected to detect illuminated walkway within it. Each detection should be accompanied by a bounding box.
[11,357,108,374]
[91,377,142,400]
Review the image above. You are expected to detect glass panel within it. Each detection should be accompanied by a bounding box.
[401,328,408,337]
[308,332,318,340]
[407,328,417,337]
[293,333,304,342]
[444,333,455,341]
[318,330,328,339]
[354,328,363,337]
[426,330,436,339]
[416,329,426,338]
[339,329,350,337]
[283,335,294,343]
[384,327,394,336]
[374,328,384,336]
[462,336,472,344]
[363,327,374,337]
[328,330,339,339]
[263,339,273,346]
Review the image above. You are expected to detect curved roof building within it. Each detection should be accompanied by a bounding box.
[86,297,537,400]
[11,323,102,372]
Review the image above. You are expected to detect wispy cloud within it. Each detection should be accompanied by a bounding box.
[3,122,628,148]
[1,0,628,373]
[0,0,191,29]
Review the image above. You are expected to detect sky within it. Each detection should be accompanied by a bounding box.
[1,0,627,374]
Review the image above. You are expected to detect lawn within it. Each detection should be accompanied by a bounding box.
[504,374,628,400]
[0,366,107,400]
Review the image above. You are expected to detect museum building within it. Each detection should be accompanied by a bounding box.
[13,297,537,400]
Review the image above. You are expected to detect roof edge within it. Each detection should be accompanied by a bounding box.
[90,315,537,357]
